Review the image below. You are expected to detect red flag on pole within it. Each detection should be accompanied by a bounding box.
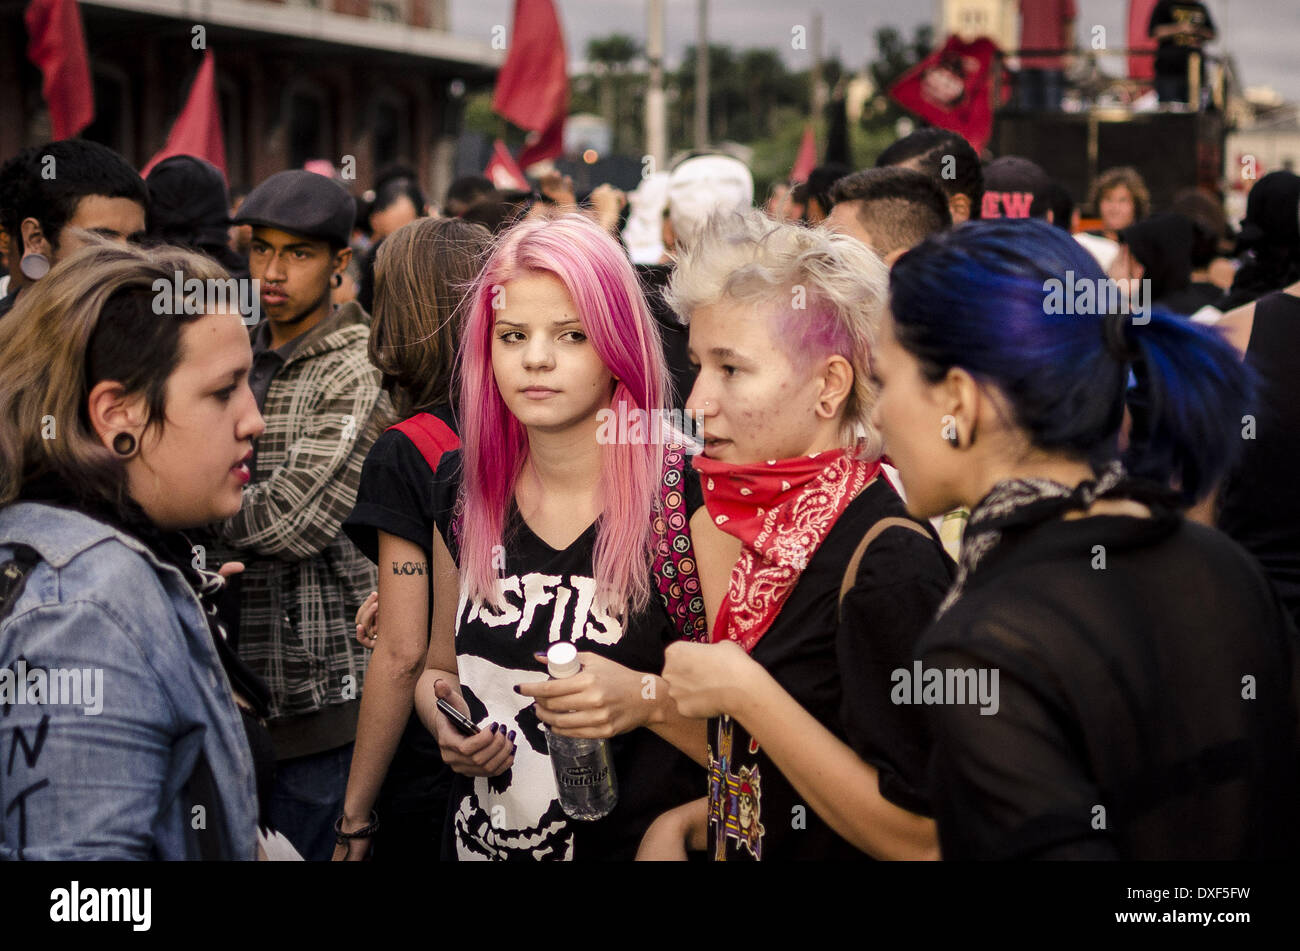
[492,0,568,167]
[789,123,817,182]
[519,116,564,170]
[1127,0,1160,81]
[888,34,1003,153]
[25,0,94,140]
[485,139,529,191]
[141,50,226,178]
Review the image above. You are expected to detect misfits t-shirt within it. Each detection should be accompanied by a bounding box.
[433,451,702,861]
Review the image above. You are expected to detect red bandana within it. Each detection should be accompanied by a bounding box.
[693,449,882,652]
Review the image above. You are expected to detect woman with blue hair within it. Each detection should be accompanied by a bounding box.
[872,219,1300,859]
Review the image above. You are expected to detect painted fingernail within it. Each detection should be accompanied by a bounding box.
[512,685,521,694]
[511,744,517,755]
[508,730,517,741]
[490,723,499,734]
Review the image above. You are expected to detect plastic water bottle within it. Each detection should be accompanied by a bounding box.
[545,641,618,820]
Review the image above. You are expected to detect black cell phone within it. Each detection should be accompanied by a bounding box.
[436,696,480,736]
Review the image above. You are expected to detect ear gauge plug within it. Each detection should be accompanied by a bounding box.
[20,252,50,280]
[112,432,138,456]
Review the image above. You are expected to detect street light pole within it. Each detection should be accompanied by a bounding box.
[695,0,709,149]
[646,0,667,169]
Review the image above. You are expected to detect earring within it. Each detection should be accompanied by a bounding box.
[331,273,343,288]
[112,432,137,456]
[20,252,50,281]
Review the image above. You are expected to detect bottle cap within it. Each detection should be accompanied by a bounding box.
[546,641,581,679]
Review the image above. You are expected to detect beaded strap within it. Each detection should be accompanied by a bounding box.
[652,445,709,642]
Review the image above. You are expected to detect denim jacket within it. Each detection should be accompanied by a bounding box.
[0,502,257,860]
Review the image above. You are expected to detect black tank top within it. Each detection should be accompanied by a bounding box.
[1218,290,1300,627]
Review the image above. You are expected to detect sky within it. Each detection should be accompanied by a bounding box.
[450,0,1298,102]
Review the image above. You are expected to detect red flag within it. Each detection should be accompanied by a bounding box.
[485,139,529,191]
[1127,0,1160,81]
[25,0,94,140]
[518,116,564,170]
[492,0,568,165]
[888,34,1004,153]
[141,50,226,178]
[789,124,817,182]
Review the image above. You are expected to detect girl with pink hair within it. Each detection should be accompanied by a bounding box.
[413,213,706,860]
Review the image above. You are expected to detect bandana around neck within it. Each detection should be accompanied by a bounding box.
[693,448,882,652]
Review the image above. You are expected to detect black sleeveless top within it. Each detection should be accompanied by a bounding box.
[1218,290,1300,629]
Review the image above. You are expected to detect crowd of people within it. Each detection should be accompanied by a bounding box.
[0,127,1297,862]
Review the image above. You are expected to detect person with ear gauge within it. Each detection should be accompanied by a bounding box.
[196,170,390,861]
[874,220,1299,858]
[0,243,267,859]
[0,139,148,321]
[641,211,955,861]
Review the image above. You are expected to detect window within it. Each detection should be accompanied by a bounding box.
[82,68,131,158]
[287,86,330,169]
[372,92,410,169]
[220,76,244,187]
[371,0,405,23]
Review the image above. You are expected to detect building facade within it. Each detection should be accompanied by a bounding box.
[1,0,502,201]
[938,0,1019,52]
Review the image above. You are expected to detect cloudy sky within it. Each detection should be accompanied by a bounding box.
[451,0,1297,101]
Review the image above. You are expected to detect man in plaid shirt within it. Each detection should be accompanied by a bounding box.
[210,170,388,860]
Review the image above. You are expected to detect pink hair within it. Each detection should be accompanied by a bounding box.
[457,213,668,616]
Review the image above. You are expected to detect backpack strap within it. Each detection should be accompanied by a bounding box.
[653,445,709,642]
[388,412,460,471]
[392,413,463,551]
[837,517,931,622]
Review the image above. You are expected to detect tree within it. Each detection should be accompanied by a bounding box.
[675,44,806,146]
[738,49,805,141]
[586,34,641,154]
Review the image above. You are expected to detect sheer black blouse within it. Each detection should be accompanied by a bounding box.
[918,508,1300,859]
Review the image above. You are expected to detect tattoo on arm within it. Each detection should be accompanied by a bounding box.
[391,560,429,576]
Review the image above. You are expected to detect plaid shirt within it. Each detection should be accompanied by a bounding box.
[210,302,387,722]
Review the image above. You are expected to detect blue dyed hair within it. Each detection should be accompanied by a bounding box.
[889,219,1253,505]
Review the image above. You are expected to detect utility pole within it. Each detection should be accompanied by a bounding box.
[646,0,667,169]
[811,10,826,121]
[694,0,709,150]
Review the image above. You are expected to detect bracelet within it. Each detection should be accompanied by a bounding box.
[334,811,380,845]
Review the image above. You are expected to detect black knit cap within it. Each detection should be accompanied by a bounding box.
[234,169,355,247]
[145,155,231,249]
[1237,170,1300,250]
